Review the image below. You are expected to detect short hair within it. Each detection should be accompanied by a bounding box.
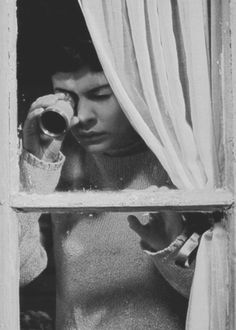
[48,0,103,74]
[18,0,103,80]
[49,40,103,75]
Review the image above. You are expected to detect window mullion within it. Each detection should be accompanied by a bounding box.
[228,0,236,328]
[221,1,236,329]
[11,189,233,213]
[0,1,19,329]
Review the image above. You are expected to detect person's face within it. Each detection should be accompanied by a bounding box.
[52,67,139,154]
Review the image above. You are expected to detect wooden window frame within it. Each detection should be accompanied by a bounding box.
[0,0,235,329]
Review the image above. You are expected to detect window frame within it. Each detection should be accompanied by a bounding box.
[0,0,235,329]
[0,1,19,329]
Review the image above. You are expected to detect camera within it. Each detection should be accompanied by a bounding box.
[39,98,74,138]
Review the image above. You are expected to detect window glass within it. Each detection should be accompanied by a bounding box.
[20,209,215,329]
[17,0,176,195]
[17,1,228,330]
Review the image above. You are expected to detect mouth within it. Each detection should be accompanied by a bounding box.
[74,132,107,144]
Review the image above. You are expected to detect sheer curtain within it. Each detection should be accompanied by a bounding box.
[77,0,228,329]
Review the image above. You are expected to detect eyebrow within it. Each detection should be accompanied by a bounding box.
[86,84,111,93]
[54,84,111,96]
[54,88,78,100]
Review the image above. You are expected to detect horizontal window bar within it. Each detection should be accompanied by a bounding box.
[10,189,233,213]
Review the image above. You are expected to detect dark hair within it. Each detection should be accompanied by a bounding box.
[18,0,103,80]
[17,0,103,124]
[49,40,103,75]
[48,0,103,74]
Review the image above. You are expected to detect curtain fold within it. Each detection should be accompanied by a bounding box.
[78,1,227,329]
[186,222,229,330]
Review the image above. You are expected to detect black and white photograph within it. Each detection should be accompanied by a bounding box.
[0,0,235,329]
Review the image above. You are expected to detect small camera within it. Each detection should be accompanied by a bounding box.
[39,99,74,138]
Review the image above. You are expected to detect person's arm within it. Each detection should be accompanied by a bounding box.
[19,150,65,286]
[141,230,195,298]
[127,211,200,298]
[19,212,47,287]
[19,94,68,286]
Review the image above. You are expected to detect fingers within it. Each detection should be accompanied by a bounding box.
[70,116,80,127]
[127,215,149,240]
[23,107,44,132]
[29,93,66,113]
[39,132,54,144]
[29,94,77,134]
[24,107,52,141]
[23,107,54,147]
[26,94,71,140]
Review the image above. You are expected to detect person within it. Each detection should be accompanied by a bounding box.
[19,11,197,330]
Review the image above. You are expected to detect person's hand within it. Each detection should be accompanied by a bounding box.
[127,211,184,252]
[23,93,69,162]
[20,310,53,330]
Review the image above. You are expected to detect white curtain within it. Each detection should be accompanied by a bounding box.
[77,0,228,329]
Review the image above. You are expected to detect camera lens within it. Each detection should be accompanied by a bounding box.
[39,110,68,136]
[38,99,74,138]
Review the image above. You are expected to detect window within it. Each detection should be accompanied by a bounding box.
[0,0,235,329]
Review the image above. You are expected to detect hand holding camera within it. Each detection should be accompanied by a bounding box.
[23,93,75,162]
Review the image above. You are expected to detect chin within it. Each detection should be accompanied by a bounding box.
[80,143,111,154]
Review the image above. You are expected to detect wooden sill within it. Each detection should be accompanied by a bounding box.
[10,188,233,213]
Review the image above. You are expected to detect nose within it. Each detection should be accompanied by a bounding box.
[75,99,97,130]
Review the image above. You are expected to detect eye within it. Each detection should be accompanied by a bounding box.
[88,93,112,101]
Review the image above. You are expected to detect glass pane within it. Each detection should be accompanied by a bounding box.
[19,209,217,329]
[16,1,232,330]
[19,213,55,330]
[18,0,183,197]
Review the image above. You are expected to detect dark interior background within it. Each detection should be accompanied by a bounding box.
[17,1,86,328]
